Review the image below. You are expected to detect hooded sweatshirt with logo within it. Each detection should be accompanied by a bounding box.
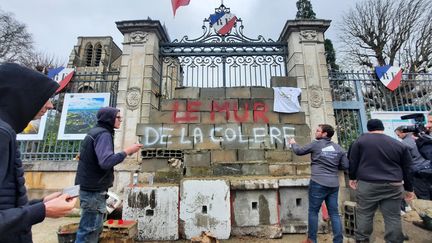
[0,63,59,243]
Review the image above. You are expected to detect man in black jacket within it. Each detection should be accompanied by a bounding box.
[74,107,142,243]
[349,119,415,243]
[0,63,77,243]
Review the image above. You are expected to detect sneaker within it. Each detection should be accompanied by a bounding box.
[401,210,406,216]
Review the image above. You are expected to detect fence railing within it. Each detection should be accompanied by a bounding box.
[18,72,119,161]
[329,70,432,149]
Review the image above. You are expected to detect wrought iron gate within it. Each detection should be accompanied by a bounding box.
[160,5,287,94]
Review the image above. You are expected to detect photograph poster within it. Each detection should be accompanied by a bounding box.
[371,111,428,140]
[58,93,110,140]
[17,114,48,140]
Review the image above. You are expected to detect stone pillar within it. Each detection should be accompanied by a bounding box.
[279,20,335,138]
[115,20,170,164]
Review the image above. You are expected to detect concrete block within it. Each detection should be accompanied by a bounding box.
[230,179,279,190]
[227,110,253,123]
[269,163,296,176]
[162,124,189,136]
[184,152,211,167]
[296,163,311,175]
[211,150,237,163]
[149,111,173,124]
[226,87,251,98]
[265,151,293,162]
[251,87,273,98]
[241,164,269,176]
[173,111,201,124]
[271,76,298,87]
[194,138,222,150]
[248,136,276,150]
[141,159,169,172]
[166,137,194,150]
[123,186,179,241]
[188,99,212,111]
[232,190,279,226]
[279,186,308,233]
[189,124,215,137]
[279,112,306,124]
[221,136,249,149]
[160,99,186,111]
[174,87,200,99]
[200,88,226,99]
[185,167,213,177]
[242,124,268,136]
[201,112,228,124]
[213,164,242,176]
[231,225,283,239]
[238,150,265,161]
[154,170,182,184]
[278,178,310,187]
[179,179,231,239]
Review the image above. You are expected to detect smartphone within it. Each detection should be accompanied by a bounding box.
[62,185,80,199]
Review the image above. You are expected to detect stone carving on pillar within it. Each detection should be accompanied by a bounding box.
[130,31,149,44]
[308,85,323,108]
[299,30,317,42]
[126,87,141,110]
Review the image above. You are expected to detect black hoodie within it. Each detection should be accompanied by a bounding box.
[0,63,59,243]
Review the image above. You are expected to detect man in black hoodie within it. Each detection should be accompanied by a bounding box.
[0,63,77,243]
[349,119,415,243]
[74,107,142,243]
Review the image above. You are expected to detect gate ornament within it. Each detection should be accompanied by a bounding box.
[126,87,141,110]
[308,85,323,108]
[209,5,237,36]
[375,65,402,91]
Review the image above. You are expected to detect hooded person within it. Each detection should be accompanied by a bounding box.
[0,63,77,243]
[74,107,142,243]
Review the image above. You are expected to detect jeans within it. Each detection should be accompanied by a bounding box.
[308,180,343,243]
[355,181,404,243]
[75,190,107,243]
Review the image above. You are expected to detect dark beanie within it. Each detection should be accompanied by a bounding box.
[367,119,384,131]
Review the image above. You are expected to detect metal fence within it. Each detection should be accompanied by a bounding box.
[18,72,119,161]
[329,70,432,149]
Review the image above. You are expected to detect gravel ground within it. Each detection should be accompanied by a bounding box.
[33,211,432,243]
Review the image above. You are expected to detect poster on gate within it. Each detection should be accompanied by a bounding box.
[17,114,49,140]
[57,93,110,140]
[370,111,428,140]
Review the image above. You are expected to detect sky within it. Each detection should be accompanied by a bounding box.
[0,0,360,64]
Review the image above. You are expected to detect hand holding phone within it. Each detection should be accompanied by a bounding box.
[62,185,80,199]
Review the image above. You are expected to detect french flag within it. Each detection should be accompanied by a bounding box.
[375,65,403,91]
[47,67,75,93]
[209,12,237,36]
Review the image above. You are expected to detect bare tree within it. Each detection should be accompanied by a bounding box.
[339,0,432,72]
[0,9,34,64]
[22,51,67,70]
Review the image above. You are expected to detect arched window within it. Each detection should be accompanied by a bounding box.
[85,43,93,66]
[94,43,102,66]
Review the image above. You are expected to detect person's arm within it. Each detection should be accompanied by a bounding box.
[0,129,45,235]
[348,141,360,180]
[339,152,349,170]
[94,133,127,170]
[401,146,414,192]
[289,138,314,155]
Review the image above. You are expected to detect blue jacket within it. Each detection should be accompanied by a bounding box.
[0,63,59,243]
[75,107,127,192]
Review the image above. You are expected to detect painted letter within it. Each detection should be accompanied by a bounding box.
[253,127,266,143]
[180,127,191,144]
[193,127,203,144]
[253,102,269,123]
[269,126,283,144]
[144,127,160,146]
[211,101,230,121]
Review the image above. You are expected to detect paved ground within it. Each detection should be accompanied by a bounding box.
[32,210,432,243]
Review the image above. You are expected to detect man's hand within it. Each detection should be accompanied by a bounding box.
[124,143,143,156]
[43,191,62,202]
[44,194,77,218]
[288,138,296,145]
[404,191,416,202]
[349,180,358,190]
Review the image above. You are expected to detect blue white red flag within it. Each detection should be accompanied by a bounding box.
[47,67,74,93]
[209,12,237,35]
[375,65,402,91]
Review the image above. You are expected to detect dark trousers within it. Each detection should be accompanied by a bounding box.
[355,181,404,243]
[413,175,432,200]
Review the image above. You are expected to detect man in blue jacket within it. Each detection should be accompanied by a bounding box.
[349,119,415,243]
[289,124,349,243]
[0,63,77,243]
[74,107,142,243]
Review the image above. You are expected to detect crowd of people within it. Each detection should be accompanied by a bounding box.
[0,62,431,243]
